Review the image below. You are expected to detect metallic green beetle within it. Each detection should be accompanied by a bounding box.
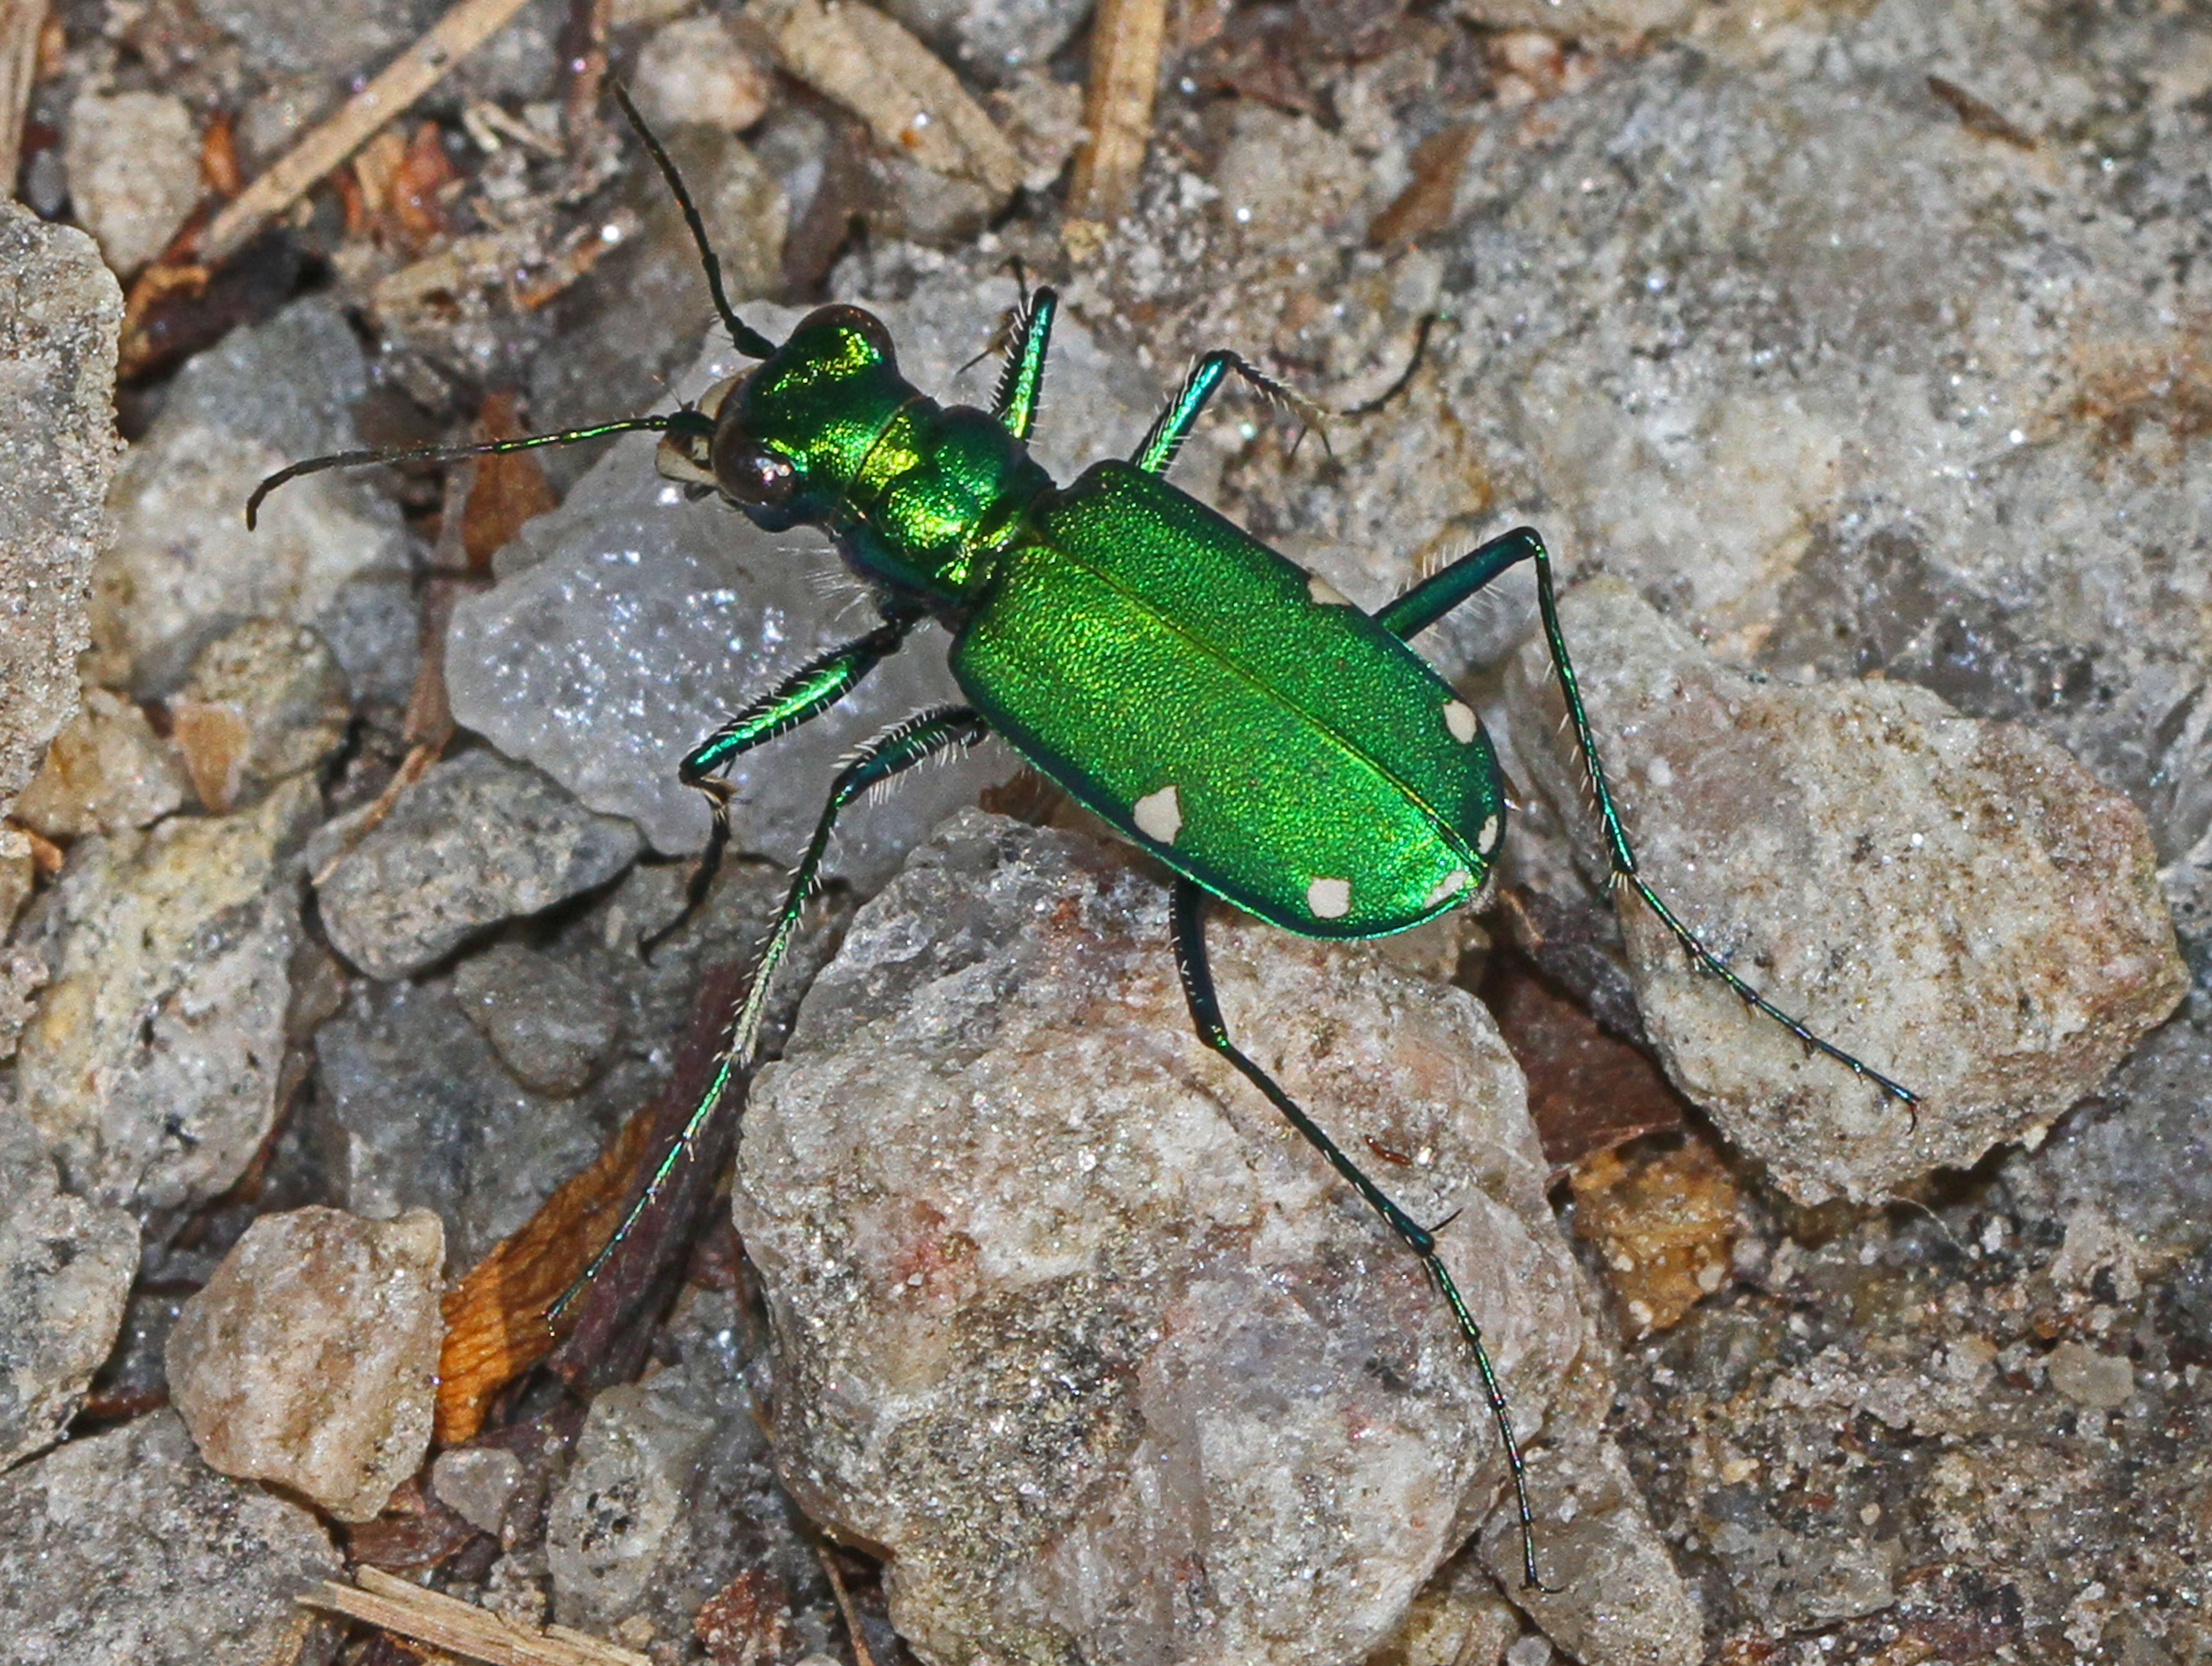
[250,90,1914,1591]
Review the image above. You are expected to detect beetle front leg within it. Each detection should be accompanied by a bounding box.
[645,611,922,957]
[1380,528,1918,1108]
[989,285,1058,443]
[1167,879,1554,1593]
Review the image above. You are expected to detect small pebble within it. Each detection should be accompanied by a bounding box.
[11,688,188,837]
[166,1205,445,1522]
[62,91,200,276]
[310,749,643,981]
[632,16,772,133]
[0,1094,139,1468]
[431,1446,523,1536]
[168,619,349,812]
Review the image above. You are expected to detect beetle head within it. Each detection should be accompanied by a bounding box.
[654,304,903,533]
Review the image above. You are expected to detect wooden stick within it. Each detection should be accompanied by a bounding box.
[300,1568,652,1666]
[0,0,46,198]
[195,0,538,263]
[1067,0,1166,223]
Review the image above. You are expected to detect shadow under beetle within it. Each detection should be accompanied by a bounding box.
[249,88,1916,1591]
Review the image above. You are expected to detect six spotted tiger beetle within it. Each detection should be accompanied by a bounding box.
[247,86,1917,1591]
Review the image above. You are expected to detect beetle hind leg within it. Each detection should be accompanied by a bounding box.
[1378,528,1918,1111]
[1167,880,1554,1592]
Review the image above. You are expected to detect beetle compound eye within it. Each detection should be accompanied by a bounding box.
[717,439,798,506]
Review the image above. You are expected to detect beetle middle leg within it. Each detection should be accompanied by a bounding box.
[1131,351,1318,477]
[1168,878,1554,1593]
[1380,527,1917,1108]
[565,705,991,1318]
[643,611,925,959]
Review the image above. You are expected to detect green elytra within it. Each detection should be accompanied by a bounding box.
[247,88,1916,1593]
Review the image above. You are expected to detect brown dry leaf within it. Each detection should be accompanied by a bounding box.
[1569,1135,1740,1339]
[1481,950,1683,1172]
[117,260,211,379]
[1367,121,1473,251]
[434,1099,663,1443]
[199,109,243,197]
[461,392,559,567]
[343,1475,483,1572]
[694,1568,797,1666]
[388,120,460,247]
[753,0,1021,195]
[167,698,249,812]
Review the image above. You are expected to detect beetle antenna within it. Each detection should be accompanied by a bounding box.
[243,411,713,528]
[609,82,778,361]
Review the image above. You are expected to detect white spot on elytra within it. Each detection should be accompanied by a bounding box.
[1476,814,1500,853]
[1306,876,1351,918]
[1133,783,1182,845]
[1425,868,1471,908]
[1307,572,1350,606]
[1444,699,1477,744]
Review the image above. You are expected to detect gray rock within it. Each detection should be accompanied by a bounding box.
[310,852,851,1275]
[0,1093,139,1469]
[91,296,410,697]
[311,749,642,981]
[631,18,772,133]
[16,775,319,1214]
[1477,1355,1701,1666]
[310,977,606,1273]
[2000,1014,2212,1268]
[169,618,351,812]
[0,1409,339,1665]
[452,939,622,1097]
[0,208,122,814]
[62,91,201,277]
[1507,577,2186,1204]
[544,1286,845,1656]
[734,811,1598,1666]
[457,276,1152,880]
[10,686,189,837]
[878,0,1091,86]
[1450,0,1697,37]
[167,1205,444,1521]
[1425,5,2212,872]
[432,1445,524,1535]
[197,0,445,76]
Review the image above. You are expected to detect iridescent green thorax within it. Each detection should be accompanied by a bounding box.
[730,306,1051,603]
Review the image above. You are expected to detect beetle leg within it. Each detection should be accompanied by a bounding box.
[1168,879,1555,1594]
[560,705,992,1324]
[644,613,923,959]
[1381,528,1919,1111]
[988,285,1058,443]
[1131,351,1322,478]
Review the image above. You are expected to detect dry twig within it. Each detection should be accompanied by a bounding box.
[0,0,43,198]
[195,0,538,263]
[1068,0,1167,223]
[301,1567,651,1666]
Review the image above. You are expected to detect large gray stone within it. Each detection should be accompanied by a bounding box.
[0,208,122,814]
[0,1093,138,1469]
[734,813,1659,1664]
[16,777,319,1214]
[0,1410,338,1666]
[310,748,642,981]
[1508,577,2185,1204]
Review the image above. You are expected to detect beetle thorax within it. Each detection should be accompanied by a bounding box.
[656,304,1053,606]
